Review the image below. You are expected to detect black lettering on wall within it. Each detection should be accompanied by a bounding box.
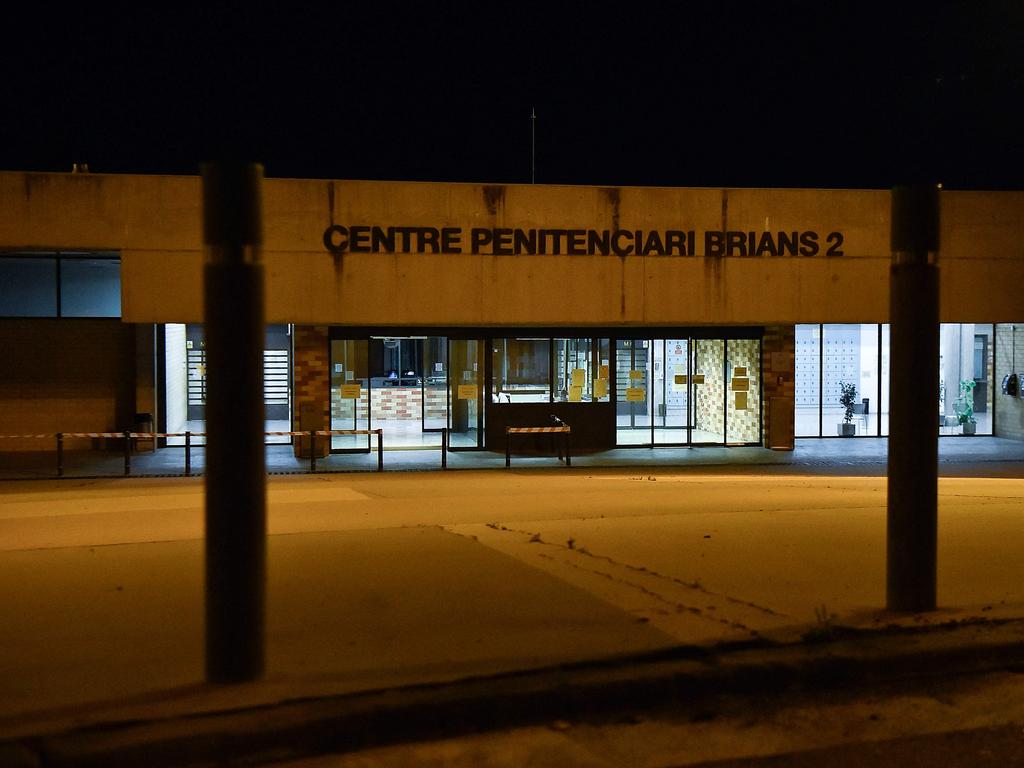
[514,228,537,255]
[417,227,441,253]
[612,230,633,256]
[825,232,845,256]
[441,227,462,253]
[777,231,799,256]
[664,230,687,256]
[799,231,819,256]
[371,226,395,252]
[567,229,586,255]
[588,229,611,255]
[471,228,492,254]
[323,225,349,254]
[350,226,371,253]
[705,231,724,257]
[548,229,567,255]
[726,231,747,257]
[755,231,779,257]
[493,228,514,255]
[644,230,666,256]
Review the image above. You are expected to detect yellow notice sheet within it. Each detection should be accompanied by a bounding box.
[340,384,362,399]
[629,369,644,380]
[731,377,749,391]
[568,385,583,402]
[735,391,748,410]
[692,374,705,384]
[458,384,478,400]
[599,365,609,379]
[626,387,645,402]
[571,368,586,387]
[594,378,609,398]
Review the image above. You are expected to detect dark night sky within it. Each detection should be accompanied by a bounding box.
[3,3,1022,189]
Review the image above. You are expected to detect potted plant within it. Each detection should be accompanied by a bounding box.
[953,379,977,435]
[837,381,857,436]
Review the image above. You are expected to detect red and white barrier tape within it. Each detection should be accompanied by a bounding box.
[506,426,571,434]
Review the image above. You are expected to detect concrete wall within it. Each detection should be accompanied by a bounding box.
[2,172,1022,326]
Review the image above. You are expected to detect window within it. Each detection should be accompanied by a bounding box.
[553,338,611,402]
[0,257,57,316]
[60,257,121,317]
[0,252,120,318]
[492,338,550,402]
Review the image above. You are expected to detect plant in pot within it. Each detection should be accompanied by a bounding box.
[953,379,977,435]
[837,381,857,436]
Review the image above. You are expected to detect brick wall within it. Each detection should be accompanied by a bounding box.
[0,319,136,450]
[293,325,330,429]
[762,325,796,449]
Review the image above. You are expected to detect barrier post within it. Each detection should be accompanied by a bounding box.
[887,184,940,613]
[377,429,383,472]
[56,433,64,477]
[185,431,192,477]
[123,430,131,476]
[202,162,266,683]
[441,428,447,469]
[565,430,572,467]
[310,431,317,473]
[505,428,511,467]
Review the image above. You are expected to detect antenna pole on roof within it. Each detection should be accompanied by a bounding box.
[531,107,536,184]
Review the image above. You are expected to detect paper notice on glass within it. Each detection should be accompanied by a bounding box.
[629,369,644,380]
[340,384,362,399]
[345,370,354,381]
[734,366,747,377]
[599,365,609,379]
[731,377,749,391]
[673,364,687,390]
[568,385,583,402]
[692,374,705,384]
[626,387,646,402]
[571,368,586,387]
[735,391,748,410]
[594,378,608,398]
[458,384,477,400]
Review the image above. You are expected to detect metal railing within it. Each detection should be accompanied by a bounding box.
[0,427,450,478]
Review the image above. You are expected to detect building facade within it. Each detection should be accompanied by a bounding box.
[2,171,1023,457]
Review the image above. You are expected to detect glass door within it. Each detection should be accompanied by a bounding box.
[691,339,725,444]
[726,338,761,444]
[330,338,370,452]
[653,338,690,445]
[422,336,448,432]
[448,338,485,449]
[615,338,652,446]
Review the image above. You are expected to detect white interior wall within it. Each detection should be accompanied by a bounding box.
[164,323,187,433]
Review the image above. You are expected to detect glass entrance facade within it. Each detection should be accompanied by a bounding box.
[795,323,995,437]
[615,335,762,447]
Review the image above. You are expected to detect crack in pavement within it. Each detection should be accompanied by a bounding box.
[535,551,753,632]
[481,523,788,619]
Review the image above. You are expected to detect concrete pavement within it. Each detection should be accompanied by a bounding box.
[0,465,1022,751]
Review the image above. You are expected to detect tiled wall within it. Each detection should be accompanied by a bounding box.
[995,324,1024,440]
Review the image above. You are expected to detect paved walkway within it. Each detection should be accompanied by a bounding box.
[0,461,1022,742]
[3,436,1024,480]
